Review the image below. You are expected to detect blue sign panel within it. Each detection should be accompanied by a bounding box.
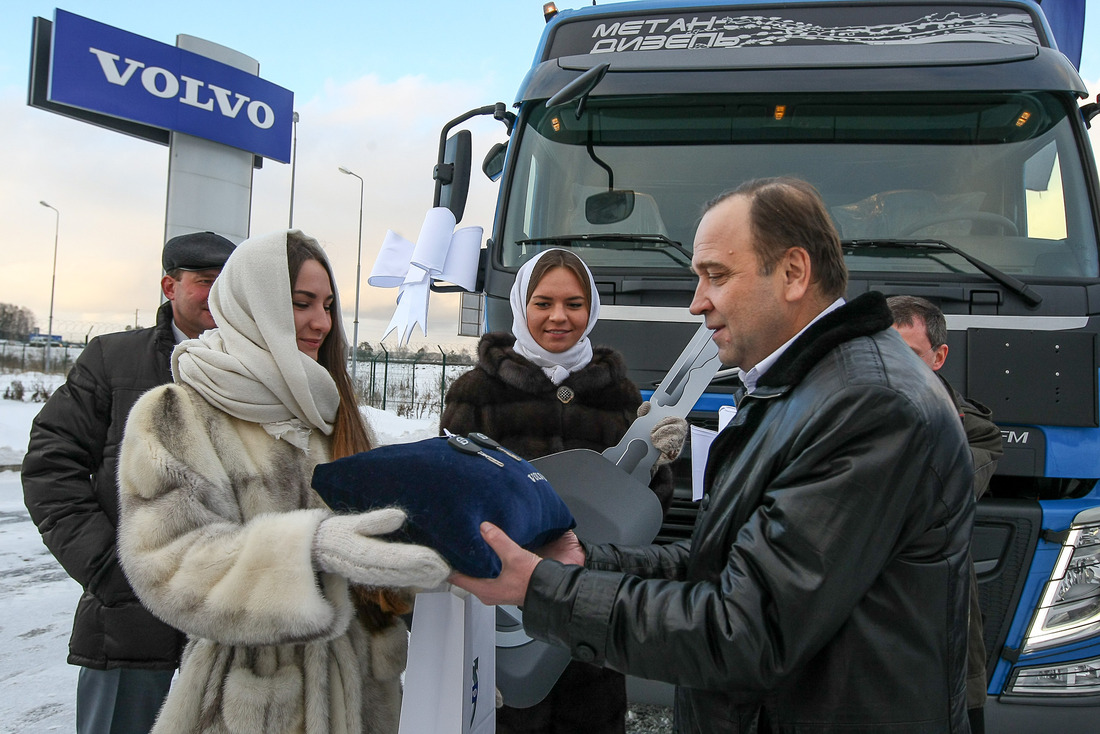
[48,10,293,162]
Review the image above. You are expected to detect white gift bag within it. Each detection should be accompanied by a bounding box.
[400,590,496,734]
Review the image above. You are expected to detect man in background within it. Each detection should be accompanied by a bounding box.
[22,231,235,734]
[889,293,1004,734]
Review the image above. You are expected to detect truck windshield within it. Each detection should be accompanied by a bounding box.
[500,91,1098,278]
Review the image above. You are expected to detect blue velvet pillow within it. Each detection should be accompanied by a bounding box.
[311,436,576,578]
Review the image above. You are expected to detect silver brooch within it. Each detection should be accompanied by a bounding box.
[556,386,575,404]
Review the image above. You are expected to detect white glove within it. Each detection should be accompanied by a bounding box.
[650,415,688,466]
[312,509,451,590]
[638,401,689,466]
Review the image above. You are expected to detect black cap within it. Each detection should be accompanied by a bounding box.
[162,231,236,272]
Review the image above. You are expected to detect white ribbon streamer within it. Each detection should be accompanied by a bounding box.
[369,207,483,345]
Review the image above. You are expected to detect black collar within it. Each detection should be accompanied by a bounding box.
[756,291,893,391]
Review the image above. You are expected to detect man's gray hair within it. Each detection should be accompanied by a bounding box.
[887,295,947,348]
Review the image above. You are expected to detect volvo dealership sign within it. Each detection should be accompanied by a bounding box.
[35,10,293,162]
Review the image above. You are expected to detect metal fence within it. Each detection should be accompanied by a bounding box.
[0,340,82,373]
[353,350,475,419]
[1,319,137,344]
[2,340,479,419]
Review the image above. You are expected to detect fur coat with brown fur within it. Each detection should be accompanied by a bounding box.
[118,383,406,734]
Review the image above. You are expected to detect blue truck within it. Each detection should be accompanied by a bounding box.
[431,0,1100,726]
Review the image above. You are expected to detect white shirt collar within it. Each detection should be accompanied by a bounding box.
[170,320,188,345]
[739,297,846,394]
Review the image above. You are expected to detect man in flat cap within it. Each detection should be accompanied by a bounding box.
[22,231,236,734]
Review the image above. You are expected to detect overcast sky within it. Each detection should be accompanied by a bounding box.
[1,1,1098,348]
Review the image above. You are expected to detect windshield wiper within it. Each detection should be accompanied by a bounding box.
[843,238,1042,307]
[516,234,693,264]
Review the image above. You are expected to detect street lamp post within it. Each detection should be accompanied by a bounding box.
[288,111,299,228]
[39,201,59,373]
[338,166,365,391]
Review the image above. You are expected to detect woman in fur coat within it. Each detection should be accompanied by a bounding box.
[118,230,450,734]
[440,248,685,734]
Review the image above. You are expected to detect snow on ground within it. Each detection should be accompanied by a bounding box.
[0,370,439,733]
[0,371,59,468]
[0,468,79,734]
[363,405,440,446]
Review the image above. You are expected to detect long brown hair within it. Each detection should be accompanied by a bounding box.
[286,233,373,458]
[287,233,408,623]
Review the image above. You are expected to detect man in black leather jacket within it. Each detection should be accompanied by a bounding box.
[22,231,234,734]
[453,178,975,733]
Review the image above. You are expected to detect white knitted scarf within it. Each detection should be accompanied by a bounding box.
[172,229,340,449]
[509,248,601,385]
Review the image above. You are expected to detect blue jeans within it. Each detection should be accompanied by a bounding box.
[76,667,173,734]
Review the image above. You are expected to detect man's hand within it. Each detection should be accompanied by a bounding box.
[537,529,585,567]
[449,523,587,606]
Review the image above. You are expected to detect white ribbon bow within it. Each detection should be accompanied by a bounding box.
[369,207,483,345]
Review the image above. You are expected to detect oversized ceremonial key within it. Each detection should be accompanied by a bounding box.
[467,432,523,462]
[533,322,722,545]
[499,322,722,709]
[447,435,505,467]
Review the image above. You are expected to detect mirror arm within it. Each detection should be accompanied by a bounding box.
[1082,95,1099,128]
[586,140,614,190]
[493,103,517,135]
[434,162,454,185]
[433,104,510,207]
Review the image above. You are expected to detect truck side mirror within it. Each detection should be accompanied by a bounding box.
[483,142,507,182]
[435,129,472,222]
[586,190,635,225]
[547,63,610,118]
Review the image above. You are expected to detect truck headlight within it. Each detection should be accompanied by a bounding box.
[1006,656,1100,695]
[1022,523,1100,653]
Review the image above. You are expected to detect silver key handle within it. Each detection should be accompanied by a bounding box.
[601,323,721,484]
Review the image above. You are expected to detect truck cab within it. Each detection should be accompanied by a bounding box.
[436,1,1100,726]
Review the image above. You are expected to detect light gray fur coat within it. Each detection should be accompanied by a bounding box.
[118,383,406,734]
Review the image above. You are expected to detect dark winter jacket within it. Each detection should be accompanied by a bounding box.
[440,331,674,512]
[522,293,975,733]
[940,373,1004,710]
[940,374,1003,503]
[22,301,186,670]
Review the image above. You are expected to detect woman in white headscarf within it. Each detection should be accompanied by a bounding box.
[440,247,682,734]
[117,230,449,734]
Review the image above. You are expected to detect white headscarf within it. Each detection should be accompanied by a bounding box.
[509,248,601,385]
[172,229,341,448]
